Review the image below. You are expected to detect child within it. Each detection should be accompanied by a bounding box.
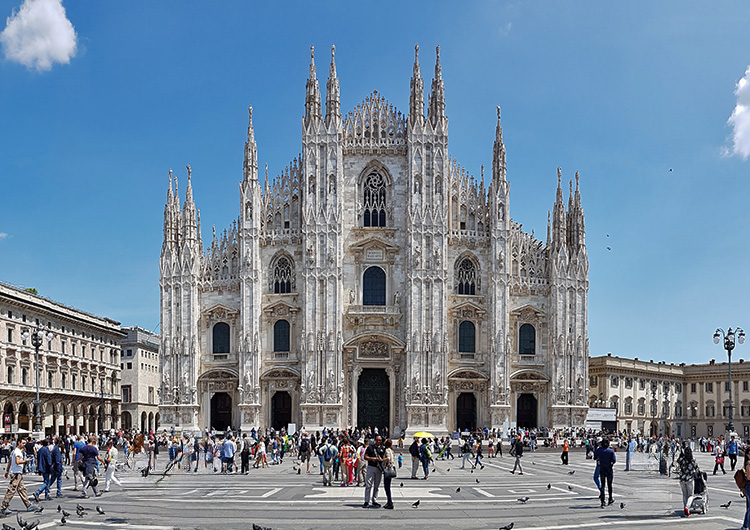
[398,453,403,468]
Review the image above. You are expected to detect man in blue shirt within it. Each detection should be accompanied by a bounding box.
[594,438,616,508]
[50,440,65,498]
[727,435,739,471]
[32,440,52,502]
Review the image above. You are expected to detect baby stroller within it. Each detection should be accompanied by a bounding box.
[688,471,709,514]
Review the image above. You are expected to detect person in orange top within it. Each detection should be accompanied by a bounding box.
[339,439,355,486]
[561,439,570,465]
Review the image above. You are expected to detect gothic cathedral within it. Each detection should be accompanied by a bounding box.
[158,46,590,435]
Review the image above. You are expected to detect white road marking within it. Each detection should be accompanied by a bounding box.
[482,461,534,476]
[304,486,450,499]
[473,487,494,497]
[260,487,281,498]
[524,515,742,529]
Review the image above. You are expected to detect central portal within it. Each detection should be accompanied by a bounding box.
[210,392,232,431]
[271,391,292,430]
[456,393,477,431]
[516,393,538,428]
[357,368,390,430]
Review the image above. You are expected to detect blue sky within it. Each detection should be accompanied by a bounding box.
[1,1,749,365]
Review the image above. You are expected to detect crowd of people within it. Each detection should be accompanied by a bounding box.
[3,426,750,526]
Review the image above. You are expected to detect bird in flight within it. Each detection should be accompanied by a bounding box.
[721,501,732,508]
[606,247,611,251]
[669,168,673,172]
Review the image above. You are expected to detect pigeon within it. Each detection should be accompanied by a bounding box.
[399,482,403,488]
[447,468,451,472]
[669,168,673,172]
[432,468,436,474]
[456,487,461,493]
[2,524,14,530]
[547,483,551,490]
[412,500,420,508]
[500,523,514,530]
[568,485,573,491]
[476,479,480,483]
[76,504,85,512]
[297,468,301,475]
[96,506,105,515]
[606,247,611,251]
[15,515,23,529]
[60,515,67,526]
[471,469,474,474]
[721,501,732,508]
[62,510,71,518]
[620,502,626,509]
[517,497,529,504]
[532,461,536,465]
[252,525,272,530]
[568,470,575,475]
[33,506,43,514]
[25,521,39,530]
[57,505,62,513]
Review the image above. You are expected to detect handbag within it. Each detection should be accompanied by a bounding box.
[717,456,725,464]
[383,462,397,479]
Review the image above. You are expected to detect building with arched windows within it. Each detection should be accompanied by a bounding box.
[158,46,590,435]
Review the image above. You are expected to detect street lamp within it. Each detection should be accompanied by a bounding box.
[650,380,658,437]
[713,327,745,434]
[100,378,105,434]
[21,324,54,433]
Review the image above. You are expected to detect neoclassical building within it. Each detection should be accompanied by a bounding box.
[0,282,123,436]
[158,46,590,435]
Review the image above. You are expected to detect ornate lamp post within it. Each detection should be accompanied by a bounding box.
[713,327,745,434]
[100,378,105,434]
[650,380,658,437]
[21,324,54,433]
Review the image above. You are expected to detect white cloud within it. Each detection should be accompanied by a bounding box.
[498,22,512,38]
[728,65,750,160]
[0,0,77,72]
[0,233,8,240]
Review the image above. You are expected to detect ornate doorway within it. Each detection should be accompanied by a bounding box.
[517,393,537,428]
[210,392,232,431]
[271,391,292,430]
[456,393,477,432]
[357,368,390,430]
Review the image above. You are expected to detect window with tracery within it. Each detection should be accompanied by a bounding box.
[456,258,476,295]
[272,256,293,294]
[363,172,386,227]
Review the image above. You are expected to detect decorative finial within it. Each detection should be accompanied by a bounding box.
[415,44,419,59]
[497,105,501,120]
[557,167,562,182]
[310,45,314,60]
[481,164,484,178]
[575,170,580,188]
[187,164,192,179]
[169,168,172,179]
[265,163,268,180]
[248,106,253,121]
[331,44,335,59]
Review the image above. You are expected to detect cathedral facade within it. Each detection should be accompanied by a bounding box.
[158,46,590,435]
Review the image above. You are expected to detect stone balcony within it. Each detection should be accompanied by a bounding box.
[345,305,402,328]
[514,354,545,369]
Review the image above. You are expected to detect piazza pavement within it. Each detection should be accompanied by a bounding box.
[0,447,746,530]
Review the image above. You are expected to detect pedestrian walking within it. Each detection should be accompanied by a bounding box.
[298,434,312,473]
[741,449,750,530]
[728,435,739,471]
[561,439,569,465]
[362,436,384,508]
[713,443,726,475]
[240,434,251,474]
[318,438,337,486]
[595,438,616,508]
[71,435,85,491]
[32,439,52,502]
[382,439,396,509]
[676,444,699,517]
[50,440,64,498]
[79,436,105,498]
[0,437,37,515]
[339,438,354,486]
[419,438,432,479]
[103,440,121,492]
[510,434,524,475]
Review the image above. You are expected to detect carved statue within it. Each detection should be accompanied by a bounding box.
[328,176,335,194]
[393,290,401,305]
[348,289,355,304]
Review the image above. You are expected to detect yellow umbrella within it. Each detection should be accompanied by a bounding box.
[413,431,434,439]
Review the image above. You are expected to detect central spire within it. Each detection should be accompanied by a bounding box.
[244,106,258,182]
[304,45,322,127]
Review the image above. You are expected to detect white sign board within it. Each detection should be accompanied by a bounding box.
[287,423,297,436]
[586,408,616,422]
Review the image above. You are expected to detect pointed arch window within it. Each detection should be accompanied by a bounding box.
[363,172,386,227]
[459,321,476,353]
[456,258,477,295]
[363,266,386,306]
[213,322,230,354]
[519,324,535,355]
[273,320,290,352]
[271,256,293,294]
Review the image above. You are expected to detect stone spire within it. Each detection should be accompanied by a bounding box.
[427,45,446,126]
[325,45,341,126]
[571,171,585,248]
[304,45,322,127]
[182,164,198,244]
[244,106,258,182]
[552,167,567,250]
[409,44,424,126]
[163,169,175,252]
[492,105,506,182]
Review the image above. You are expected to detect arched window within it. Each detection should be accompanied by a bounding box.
[272,256,293,294]
[273,320,290,352]
[363,266,386,306]
[363,172,386,227]
[456,258,476,295]
[519,324,535,355]
[213,322,230,354]
[458,321,476,353]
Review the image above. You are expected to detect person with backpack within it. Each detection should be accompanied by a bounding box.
[677,444,699,517]
[419,438,431,479]
[318,438,338,486]
[409,436,421,479]
[299,433,312,473]
[460,438,473,469]
[240,434,251,474]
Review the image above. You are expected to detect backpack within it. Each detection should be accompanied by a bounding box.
[300,439,309,453]
[324,445,334,462]
[734,469,747,491]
